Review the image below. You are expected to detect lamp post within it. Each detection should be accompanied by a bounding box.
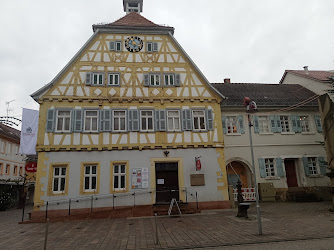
[243,97,262,235]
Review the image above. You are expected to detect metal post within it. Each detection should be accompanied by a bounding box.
[46,201,48,219]
[91,196,93,213]
[44,218,49,250]
[248,113,263,235]
[69,198,71,216]
[133,192,136,207]
[21,174,27,222]
[113,194,115,210]
[155,213,159,245]
[185,188,188,203]
[196,192,198,211]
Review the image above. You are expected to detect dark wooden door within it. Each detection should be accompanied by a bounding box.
[155,162,179,203]
[284,159,298,187]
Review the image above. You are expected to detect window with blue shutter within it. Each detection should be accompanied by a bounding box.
[302,157,310,177]
[155,110,160,131]
[275,115,282,133]
[46,109,55,132]
[175,74,181,86]
[143,74,149,86]
[85,72,92,86]
[206,109,214,131]
[182,109,192,131]
[253,115,259,133]
[296,115,302,132]
[153,42,158,52]
[222,116,227,134]
[258,158,266,178]
[159,110,166,131]
[318,156,327,176]
[291,115,298,132]
[269,115,277,133]
[128,109,139,132]
[73,109,83,132]
[276,158,284,177]
[237,115,245,134]
[100,110,111,132]
[109,41,115,51]
[314,115,322,133]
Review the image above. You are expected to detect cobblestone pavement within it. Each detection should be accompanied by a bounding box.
[0,202,333,249]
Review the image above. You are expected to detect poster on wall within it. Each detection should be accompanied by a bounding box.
[132,168,149,189]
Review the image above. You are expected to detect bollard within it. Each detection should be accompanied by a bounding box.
[46,201,48,219]
[44,218,49,250]
[155,213,159,245]
[91,196,93,213]
[69,198,71,216]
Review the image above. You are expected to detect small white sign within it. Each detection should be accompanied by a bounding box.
[157,179,164,185]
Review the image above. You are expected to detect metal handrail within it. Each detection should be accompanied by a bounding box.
[38,187,199,220]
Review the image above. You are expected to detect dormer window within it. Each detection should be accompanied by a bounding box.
[127,3,140,13]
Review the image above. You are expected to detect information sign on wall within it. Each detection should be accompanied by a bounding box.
[132,168,149,189]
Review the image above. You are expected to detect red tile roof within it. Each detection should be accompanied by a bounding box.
[280,70,334,84]
[0,123,21,143]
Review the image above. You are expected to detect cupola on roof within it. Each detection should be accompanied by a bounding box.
[123,0,143,14]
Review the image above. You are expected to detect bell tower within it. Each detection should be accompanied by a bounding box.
[123,0,143,14]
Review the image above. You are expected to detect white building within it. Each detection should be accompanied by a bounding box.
[213,81,330,201]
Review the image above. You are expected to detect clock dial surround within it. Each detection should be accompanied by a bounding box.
[125,36,143,53]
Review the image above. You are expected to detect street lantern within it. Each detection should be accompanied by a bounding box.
[243,97,263,235]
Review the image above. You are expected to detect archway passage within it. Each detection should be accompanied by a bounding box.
[227,161,250,189]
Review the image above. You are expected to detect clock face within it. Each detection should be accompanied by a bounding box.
[125,36,143,52]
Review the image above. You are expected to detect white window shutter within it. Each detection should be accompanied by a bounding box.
[153,42,158,52]
[46,109,55,132]
[85,72,92,86]
[206,109,214,131]
[73,109,83,132]
[160,110,166,131]
[144,74,149,86]
[175,74,181,86]
[110,41,115,51]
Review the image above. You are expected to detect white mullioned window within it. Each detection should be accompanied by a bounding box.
[280,116,290,132]
[226,116,238,134]
[108,73,120,86]
[307,157,318,175]
[259,116,270,133]
[150,74,160,86]
[84,165,97,192]
[113,164,126,191]
[5,164,10,175]
[52,166,67,193]
[113,110,126,132]
[192,110,206,131]
[92,72,104,85]
[6,143,11,154]
[84,110,99,132]
[55,110,71,132]
[140,110,154,132]
[164,74,175,86]
[115,41,122,52]
[264,158,275,177]
[167,110,181,131]
[300,116,311,132]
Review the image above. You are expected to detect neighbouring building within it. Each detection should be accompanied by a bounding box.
[213,81,331,201]
[30,1,229,218]
[0,123,30,208]
[280,67,334,206]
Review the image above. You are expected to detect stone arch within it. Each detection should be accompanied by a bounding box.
[226,157,254,188]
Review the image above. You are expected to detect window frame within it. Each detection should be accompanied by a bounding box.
[0,139,5,154]
[112,109,127,132]
[300,115,311,133]
[163,74,176,86]
[91,72,104,86]
[258,116,271,133]
[107,73,121,86]
[264,158,276,177]
[110,161,129,193]
[280,115,291,133]
[140,109,154,132]
[115,41,122,52]
[149,73,161,86]
[13,166,18,176]
[83,109,99,133]
[0,163,3,175]
[5,164,10,175]
[80,162,100,194]
[167,109,181,132]
[226,115,238,134]
[52,166,67,194]
[192,109,206,132]
[307,157,318,175]
[19,166,23,176]
[55,109,72,133]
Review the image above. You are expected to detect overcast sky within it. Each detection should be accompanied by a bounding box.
[1,0,333,129]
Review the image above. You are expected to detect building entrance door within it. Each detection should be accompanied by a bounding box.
[155,162,179,203]
[284,159,298,187]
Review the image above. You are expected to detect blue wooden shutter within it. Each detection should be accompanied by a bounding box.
[291,115,298,132]
[144,74,149,86]
[276,158,284,177]
[253,115,259,133]
[258,158,266,178]
[238,115,245,134]
[314,115,322,133]
[153,42,158,52]
[318,156,327,176]
[100,110,111,132]
[159,110,166,131]
[109,41,115,51]
[269,115,276,133]
[175,74,181,86]
[155,110,160,131]
[132,110,139,131]
[46,109,55,132]
[85,72,92,86]
[222,116,227,134]
[302,157,310,177]
[128,110,133,131]
[182,109,192,131]
[73,109,83,132]
[275,115,282,133]
[206,109,214,131]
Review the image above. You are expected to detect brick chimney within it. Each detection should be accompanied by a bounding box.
[224,78,231,84]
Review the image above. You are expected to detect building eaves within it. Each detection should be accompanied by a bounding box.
[0,123,21,143]
[279,70,334,84]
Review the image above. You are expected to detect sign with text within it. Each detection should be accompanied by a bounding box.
[25,162,37,173]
